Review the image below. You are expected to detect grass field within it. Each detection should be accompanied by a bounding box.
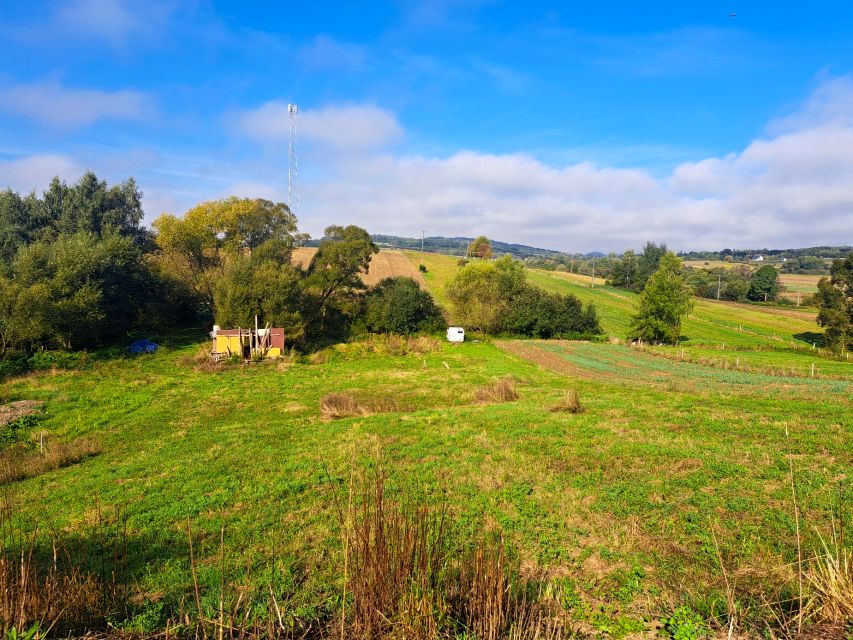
[3,331,851,637]
[2,250,851,638]
[683,260,745,270]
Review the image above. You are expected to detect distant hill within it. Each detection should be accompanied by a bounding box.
[370,235,580,259]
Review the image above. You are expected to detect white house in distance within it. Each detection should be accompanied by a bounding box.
[751,254,765,262]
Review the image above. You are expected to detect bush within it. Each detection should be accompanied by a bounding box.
[363,277,445,335]
[418,263,427,273]
[504,286,601,338]
[446,256,602,337]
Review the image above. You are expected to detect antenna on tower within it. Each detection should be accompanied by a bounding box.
[287,104,300,217]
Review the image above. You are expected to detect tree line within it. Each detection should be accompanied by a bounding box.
[0,173,444,359]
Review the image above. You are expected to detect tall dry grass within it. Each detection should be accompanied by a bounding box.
[474,377,519,404]
[0,498,129,637]
[320,393,410,419]
[339,470,568,640]
[0,437,101,485]
[549,390,582,414]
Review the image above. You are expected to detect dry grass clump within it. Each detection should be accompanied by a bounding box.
[550,389,583,414]
[179,344,225,372]
[475,377,519,404]
[340,471,568,639]
[351,334,442,357]
[0,500,129,637]
[321,392,409,419]
[0,437,101,485]
[801,535,853,625]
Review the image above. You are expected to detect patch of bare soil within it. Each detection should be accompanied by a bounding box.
[0,400,43,427]
[496,340,602,381]
[291,248,427,288]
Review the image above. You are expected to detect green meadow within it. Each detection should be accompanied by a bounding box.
[1,250,850,637]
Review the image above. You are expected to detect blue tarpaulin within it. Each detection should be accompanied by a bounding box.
[128,339,158,354]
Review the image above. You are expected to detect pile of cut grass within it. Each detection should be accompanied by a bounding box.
[474,376,519,403]
[321,392,410,419]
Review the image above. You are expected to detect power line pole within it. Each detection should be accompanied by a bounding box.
[421,230,425,256]
[591,258,595,288]
[717,274,721,300]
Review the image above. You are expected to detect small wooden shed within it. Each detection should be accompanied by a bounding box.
[211,325,285,360]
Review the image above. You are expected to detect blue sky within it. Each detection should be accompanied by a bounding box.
[1,1,852,252]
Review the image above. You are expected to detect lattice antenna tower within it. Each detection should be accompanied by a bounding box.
[287,104,300,217]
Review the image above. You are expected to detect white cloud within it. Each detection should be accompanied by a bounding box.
[0,81,152,129]
[276,76,853,251]
[235,102,404,150]
[54,0,177,47]
[0,154,83,192]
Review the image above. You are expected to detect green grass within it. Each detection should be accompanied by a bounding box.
[2,250,849,635]
[405,251,844,381]
[2,333,851,633]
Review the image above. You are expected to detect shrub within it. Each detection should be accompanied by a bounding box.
[363,277,445,335]
[504,286,601,338]
[418,263,427,273]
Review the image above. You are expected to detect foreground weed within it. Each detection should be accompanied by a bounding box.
[664,606,708,640]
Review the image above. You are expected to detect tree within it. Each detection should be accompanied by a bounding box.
[154,197,301,311]
[466,236,493,260]
[363,277,445,335]
[608,250,637,289]
[10,232,153,349]
[214,239,305,341]
[635,241,668,291]
[747,265,780,302]
[301,225,378,342]
[446,255,601,337]
[446,255,525,333]
[629,252,694,344]
[814,254,853,352]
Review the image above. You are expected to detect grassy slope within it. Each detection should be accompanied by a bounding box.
[4,337,851,633]
[407,251,846,372]
[2,250,849,634]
